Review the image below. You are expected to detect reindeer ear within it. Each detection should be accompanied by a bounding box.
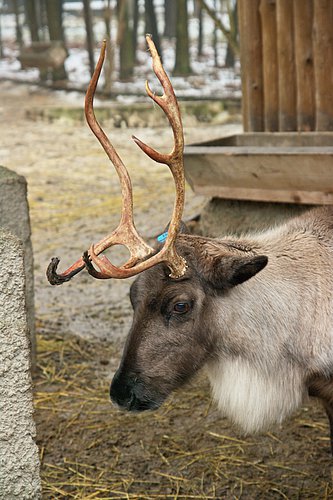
[200,254,268,290]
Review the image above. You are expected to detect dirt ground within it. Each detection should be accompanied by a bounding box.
[1,80,333,499]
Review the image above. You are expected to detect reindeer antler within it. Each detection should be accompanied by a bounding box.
[47,35,187,285]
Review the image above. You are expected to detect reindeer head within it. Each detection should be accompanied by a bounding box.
[110,234,267,411]
[47,37,268,412]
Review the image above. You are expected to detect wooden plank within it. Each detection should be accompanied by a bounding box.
[313,0,333,131]
[237,0,249,131]
[238,0,264,131]
[293,0,315,131]
[260,0,279,131]
[276,0,297,131]
[189,185,333,205]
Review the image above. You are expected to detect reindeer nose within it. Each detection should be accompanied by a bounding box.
[110,369,160,412]
[110,369,135,409]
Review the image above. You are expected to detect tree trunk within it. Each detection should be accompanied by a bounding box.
[173,0,192,76]
[38,0,48,41]
[13,0,23,48]
[83,0,95,77]
[132,0,139,58]
[103,0,114,94]
[25,0,49,79]
[238,0,263,131]
[45,0,67,82]
[293,0,315,131]
[117,0,135,81]
[197,1,203,58]
[313,0,333,131]
[164,0,176,38]
[225,0,238,68]
[225,43,235,68]
[276,0,296,130]
[25,0,40,42]
[145,0,162,60]
[213,0,218,67]
[0,10,3,59]
[260,0,278,131]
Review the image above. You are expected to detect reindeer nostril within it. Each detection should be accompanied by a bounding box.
[110,370,136,409]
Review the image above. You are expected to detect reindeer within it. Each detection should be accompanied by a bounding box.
[48,36,333,454]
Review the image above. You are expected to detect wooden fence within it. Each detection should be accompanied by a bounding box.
[238,0,333,132]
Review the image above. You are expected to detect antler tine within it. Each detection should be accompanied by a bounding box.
[132,35,183,165]
[85,40,133,225]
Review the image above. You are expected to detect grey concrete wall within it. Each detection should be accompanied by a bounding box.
[199,198,315,237]
[0,165,35,366]
[0,229,41,499]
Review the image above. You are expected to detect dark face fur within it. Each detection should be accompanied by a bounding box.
[110,235,268,412]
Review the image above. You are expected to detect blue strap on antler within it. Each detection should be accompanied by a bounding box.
[157,231,168,243]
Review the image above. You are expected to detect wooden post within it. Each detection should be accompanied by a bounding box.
[313,0,333,131]
[276,0,297,131]
[260,0,279,131]
[238,0,264,131]
[293,0,315,131]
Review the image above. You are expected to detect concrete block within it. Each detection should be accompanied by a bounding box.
[0,229,41,499]
[0,166,35,366]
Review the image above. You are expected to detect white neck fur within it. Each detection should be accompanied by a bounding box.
[206,357,306,434]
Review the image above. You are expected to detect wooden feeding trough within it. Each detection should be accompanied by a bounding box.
[184,132,333,205]
[184,1,333,208]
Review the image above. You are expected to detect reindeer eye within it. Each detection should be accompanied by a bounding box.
[173,302,190,314]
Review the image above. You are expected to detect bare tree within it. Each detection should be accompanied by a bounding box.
[173,0,192,76]
[199,0,239,64]
[45,0,67,82]
[145,0,162,60]
[103,0,114,93]
[196,1,203,58]
[225,0,238,67]
[164,0,176,38]
[0,4,3,58]
[12,0,23,48]
[83,0,95,76]
[25,0,39,42]
[117,0,136,81]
